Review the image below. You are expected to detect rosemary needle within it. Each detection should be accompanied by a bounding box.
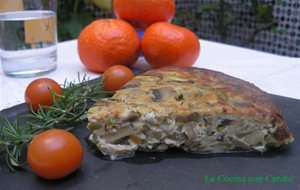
[0,74,110,171]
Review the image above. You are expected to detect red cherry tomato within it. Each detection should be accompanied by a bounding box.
[27,129,83,180]
[103,65,135,91]
[25,78,63,112]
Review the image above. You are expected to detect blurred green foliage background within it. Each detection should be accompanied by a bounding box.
[57,0,279,43]
[57,0,297,57]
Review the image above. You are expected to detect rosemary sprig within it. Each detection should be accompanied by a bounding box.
[0,74,110,171]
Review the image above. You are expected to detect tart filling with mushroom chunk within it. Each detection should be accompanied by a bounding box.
[87,66,294,159]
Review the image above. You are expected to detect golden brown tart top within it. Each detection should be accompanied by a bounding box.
[89,66,293,143]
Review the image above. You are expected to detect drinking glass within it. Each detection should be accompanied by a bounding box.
[0,0,57,77]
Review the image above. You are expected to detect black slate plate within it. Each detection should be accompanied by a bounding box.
[0,95,299,190]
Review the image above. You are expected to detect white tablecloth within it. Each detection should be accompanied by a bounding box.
[1,39,300,111]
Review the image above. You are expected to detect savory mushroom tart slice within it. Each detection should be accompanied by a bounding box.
[87,66,294,159]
